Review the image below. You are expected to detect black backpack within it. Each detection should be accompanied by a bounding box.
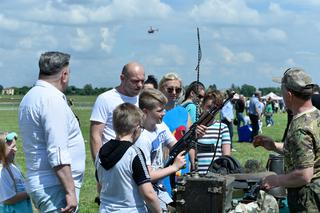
[209,156,243,175]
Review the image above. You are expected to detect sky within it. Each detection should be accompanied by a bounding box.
[1,0,320,89]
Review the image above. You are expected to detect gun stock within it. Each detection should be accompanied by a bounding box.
[164,91,235,168]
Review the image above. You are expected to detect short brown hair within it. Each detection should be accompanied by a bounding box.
[113,103,144,137]
[203,90,224,108]
[139,88,167,110]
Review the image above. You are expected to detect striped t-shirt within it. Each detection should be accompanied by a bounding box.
[197,122,231,174]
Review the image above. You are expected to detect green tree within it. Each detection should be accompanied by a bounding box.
[258,87,281,96]
[15,86,31,95]
[240,84,256,97]
[83,84,94,95]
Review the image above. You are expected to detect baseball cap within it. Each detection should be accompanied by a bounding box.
[281,68,315,95]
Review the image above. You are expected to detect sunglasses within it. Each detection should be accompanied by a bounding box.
[166,87,182,94]
[197,94,204,99]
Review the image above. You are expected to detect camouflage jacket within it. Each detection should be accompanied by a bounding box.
[284,107,320,180]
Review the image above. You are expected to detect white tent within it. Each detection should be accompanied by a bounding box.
[262,92,282,100]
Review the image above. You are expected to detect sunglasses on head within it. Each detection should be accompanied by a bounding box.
[166,87,182,94]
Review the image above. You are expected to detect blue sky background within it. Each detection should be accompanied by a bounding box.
[1,0,320,89]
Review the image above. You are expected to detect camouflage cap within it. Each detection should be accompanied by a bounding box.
[39,51,70,75]
[281,67,315,95]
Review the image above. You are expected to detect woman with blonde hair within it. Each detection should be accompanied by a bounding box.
[158,73,206,196]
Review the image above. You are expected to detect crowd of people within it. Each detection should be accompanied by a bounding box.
[0,51,320,213]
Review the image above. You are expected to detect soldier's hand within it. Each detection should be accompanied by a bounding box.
[172,151,186,171]
[253,135,276,151]
[196,124,207,138]
[261,174,279,190]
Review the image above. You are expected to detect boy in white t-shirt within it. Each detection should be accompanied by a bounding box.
[135,89,186,211]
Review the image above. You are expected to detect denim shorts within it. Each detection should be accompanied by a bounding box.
[30,185,80,213]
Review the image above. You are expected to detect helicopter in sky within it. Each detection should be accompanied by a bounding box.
[148,26,159,34]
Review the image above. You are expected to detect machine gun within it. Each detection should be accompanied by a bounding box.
[164,91,235,168]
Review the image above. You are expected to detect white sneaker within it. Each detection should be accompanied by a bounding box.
[267,124,271,127]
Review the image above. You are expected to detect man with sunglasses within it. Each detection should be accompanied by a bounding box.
[253,68,320,212]
[90,62,145,203]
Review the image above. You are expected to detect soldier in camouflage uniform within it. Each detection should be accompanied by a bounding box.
[253,68,320,212]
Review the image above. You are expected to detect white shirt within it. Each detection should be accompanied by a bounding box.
[90,88,139,144]
[18,80,86,192]
[135,122,175,171]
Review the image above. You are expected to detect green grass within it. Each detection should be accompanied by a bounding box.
[0,95,288,212]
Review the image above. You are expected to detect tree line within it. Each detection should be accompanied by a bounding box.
[0,83,281,97]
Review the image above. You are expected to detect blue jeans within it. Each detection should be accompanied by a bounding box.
[236,112,246,128]
[30,185,80,213]
[0,199,33,213]
[265,115,274,126]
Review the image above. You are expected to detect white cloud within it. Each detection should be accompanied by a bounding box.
[257,65,276,76]
[0,14,21,31]
[295,51,318,56]
[100,27,117,53]
[249,28,287,43]
[145,44,185,67]
[216,44,254,64]
[268,2,283,15]
[289,0,320,7]
[285,58,296,67]
[190,0,260,25]
[1,0,320,88]
[265,28,287,42]
[20,0,172,25]
[18,37,33,49]
[159,44,185,65]
[70,28,93,52]
[17,34,58,50]
[146,56,166,66]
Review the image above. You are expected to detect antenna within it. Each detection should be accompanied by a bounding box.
[194,27,202,172]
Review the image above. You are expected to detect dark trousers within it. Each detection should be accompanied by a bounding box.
[221,119,233,147]
[249,114,259,141]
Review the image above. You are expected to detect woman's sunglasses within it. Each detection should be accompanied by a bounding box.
[166,87,182,94]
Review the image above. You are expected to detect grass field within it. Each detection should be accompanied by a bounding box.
[0,95,287,212]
